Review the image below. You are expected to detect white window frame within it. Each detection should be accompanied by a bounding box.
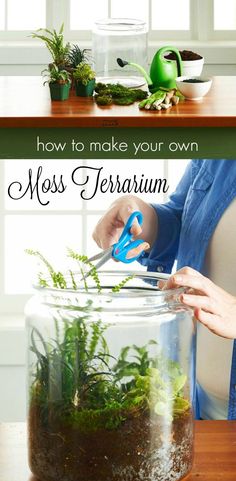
[0,0,235,43]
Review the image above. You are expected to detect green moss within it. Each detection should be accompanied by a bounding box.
[96,95,113,106]
[94,82,148,107]
[66,403,126,432]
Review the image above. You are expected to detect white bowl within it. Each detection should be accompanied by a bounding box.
[176,76,212,100]
[182,57,204,77]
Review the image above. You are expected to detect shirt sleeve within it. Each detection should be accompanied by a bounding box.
[139,161,195,273]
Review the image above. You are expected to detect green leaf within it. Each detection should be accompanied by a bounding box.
[173,397,190,414]
[173,374,187,394]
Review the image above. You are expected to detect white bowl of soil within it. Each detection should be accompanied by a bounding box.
[176,76,212,100]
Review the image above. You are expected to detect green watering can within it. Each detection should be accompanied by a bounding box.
[117,46,183,93]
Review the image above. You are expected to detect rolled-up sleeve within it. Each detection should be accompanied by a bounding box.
[139,161,196,273]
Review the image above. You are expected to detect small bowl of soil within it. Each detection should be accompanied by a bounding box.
[176,76,212,100]
[165,50,204,77]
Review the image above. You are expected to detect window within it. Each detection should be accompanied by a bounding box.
[0,159,189,316]
[0,0,46,34]
[212,0,236,39]
[0,0,236,41]
[66,0,236,41]
[69,0,191,40]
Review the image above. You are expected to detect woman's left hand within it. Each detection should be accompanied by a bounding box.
[159,267,236,339]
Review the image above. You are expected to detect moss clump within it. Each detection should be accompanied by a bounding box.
[96,95,113,106]
[95,82,148,107]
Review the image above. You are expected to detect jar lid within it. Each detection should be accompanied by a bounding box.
[94,18,147,33]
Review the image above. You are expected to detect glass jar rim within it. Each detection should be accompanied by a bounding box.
[32,270,185,299]
[94,18,147,31]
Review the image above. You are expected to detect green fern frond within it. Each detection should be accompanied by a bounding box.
[112,275,134,293]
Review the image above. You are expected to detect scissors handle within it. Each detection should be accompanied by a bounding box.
[112,211,144,263]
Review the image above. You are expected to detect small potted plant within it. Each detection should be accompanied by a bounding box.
[42,65,71,101]
[73,62,96,97]
[67,44,91,70]
[66,45,91,88]
[30,24,70,70]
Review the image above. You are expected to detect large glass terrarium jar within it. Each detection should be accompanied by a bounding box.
[92,18,148,87]
[26,272,196,481]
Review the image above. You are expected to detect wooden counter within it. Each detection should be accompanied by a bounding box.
[0,421,236,480]
[0,76,236,128]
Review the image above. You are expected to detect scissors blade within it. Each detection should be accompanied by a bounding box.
[86,251,105,263]
[83,247,113,280]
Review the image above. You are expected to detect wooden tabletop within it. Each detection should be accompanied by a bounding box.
[0,421,235,481]
[0,76,236,128]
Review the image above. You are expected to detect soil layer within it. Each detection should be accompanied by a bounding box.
[29,403,194,481]
[165,50,203,61]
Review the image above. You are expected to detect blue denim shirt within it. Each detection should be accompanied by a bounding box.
[140,159,236,419]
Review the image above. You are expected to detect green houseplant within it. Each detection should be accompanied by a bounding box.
[73,62,96,97]
[66,45,91,89]
[42,65,71,101]
[30,24,70,69]
[67,44,91,69]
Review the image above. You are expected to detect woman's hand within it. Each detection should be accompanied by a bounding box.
[159,267,236,339]
[92,195,158,259]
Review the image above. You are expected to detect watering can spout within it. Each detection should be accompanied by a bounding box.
[116,58,153,86]
[117,47,183,92]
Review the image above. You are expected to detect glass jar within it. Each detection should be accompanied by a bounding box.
[26,272,196,481]
[92,18,148,88]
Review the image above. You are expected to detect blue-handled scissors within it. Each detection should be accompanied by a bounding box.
[84,211,144,279]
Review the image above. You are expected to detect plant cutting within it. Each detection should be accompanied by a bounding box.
[26,249,195,481]
[42,65,71,101]
[73,62,96,97]
[30,24,70,69]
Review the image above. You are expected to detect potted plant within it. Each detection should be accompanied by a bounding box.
[67,44,91,70]
[30,24,70,70]
[73,62,96,97]
[66,45,91,88]
[42,65,71,101]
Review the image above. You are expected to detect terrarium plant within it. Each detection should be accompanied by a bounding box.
[67,44,91,69]
[65,45,91,89]
[30,23,70,70]
[26,249,194,481]
[73,62,96,97]
[42,65,71,101]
